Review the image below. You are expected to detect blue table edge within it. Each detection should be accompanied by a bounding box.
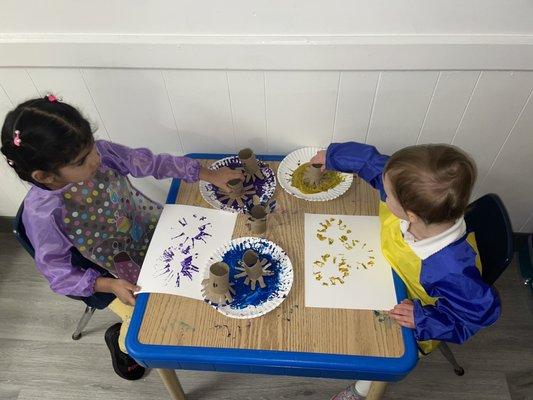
[126,152,418,381]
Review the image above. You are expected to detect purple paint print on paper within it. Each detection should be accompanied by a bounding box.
[154,213,213,288]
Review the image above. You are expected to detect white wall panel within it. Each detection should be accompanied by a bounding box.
[2,0,533,36]
[475,91,533,232]
[81,69,180,154]
[227,71,267,154]
[164,70,235,154]
[0,68,40,104]
[367,71,439,154]
[265,71,338,154]
[417,71,479,144]
[0,66,533,232]
[453,71,533,184]
[332,71,379,144]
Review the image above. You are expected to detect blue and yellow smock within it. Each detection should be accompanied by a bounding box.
[326,142,501,353]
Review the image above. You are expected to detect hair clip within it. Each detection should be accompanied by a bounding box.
[47,94,58,102]
[7,159,15,166]
[13,130,21,146]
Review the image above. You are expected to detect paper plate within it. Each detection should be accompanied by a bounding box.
[204,237,293,319]
[277,147,353,201]
[199,156,276,213]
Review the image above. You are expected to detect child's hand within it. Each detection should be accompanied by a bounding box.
[111,279,141,306]
[389,299,415,329]
[200,166,244,192]
[310,150,326,171]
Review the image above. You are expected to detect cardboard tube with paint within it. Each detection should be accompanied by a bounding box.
[238,148,260,174]
[247,204,268,234]
[202,262,234,304]
[242,250,266,288]
[304,163,324,186]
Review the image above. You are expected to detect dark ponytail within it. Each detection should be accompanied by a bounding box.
[1,96,94,183]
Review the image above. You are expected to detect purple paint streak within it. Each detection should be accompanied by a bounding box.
[191,230,212,247]
[162,249,175,263]
[180,255,200,280]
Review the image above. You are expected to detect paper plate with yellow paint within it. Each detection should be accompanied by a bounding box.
[277,147,353,201]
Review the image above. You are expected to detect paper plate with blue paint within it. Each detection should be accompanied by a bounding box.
[199,156,276,213]
[204,237,293,319]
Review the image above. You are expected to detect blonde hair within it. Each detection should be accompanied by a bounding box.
[384,144,476,224]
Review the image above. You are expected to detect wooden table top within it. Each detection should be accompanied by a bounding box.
[138,160,404,358]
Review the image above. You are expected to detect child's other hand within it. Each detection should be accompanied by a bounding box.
[389,299,415,329]
[111,279,140,306]
[310,150,326,171]
[200,166,243,192]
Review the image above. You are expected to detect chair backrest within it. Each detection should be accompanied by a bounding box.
[465,194,514,285]
[13,203,36,258]
[13,203,116,309]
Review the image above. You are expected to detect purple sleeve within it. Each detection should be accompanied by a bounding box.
[96,140,201,183]
[23,193,100,297]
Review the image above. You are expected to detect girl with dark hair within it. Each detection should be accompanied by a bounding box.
[1,95,242,380]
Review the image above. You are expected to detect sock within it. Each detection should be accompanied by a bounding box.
[355,380,372,397]
[107,298,134,353]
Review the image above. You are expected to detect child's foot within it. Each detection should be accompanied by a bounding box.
[104,322,145,380]
[330,384,365,400]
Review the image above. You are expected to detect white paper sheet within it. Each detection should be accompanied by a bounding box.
[137,204,237,299]
[304,213,397,310]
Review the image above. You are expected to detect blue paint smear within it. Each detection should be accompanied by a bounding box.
[222,240,284,310]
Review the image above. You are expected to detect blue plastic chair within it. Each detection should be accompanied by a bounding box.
[439,193,514,375]
[465,194,515,285]
[13,204,116,340]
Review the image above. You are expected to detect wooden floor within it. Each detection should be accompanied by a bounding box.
[1,231,532,400]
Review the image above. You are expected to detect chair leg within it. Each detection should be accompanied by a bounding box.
[72,306,96,340]
[438,342,465,376]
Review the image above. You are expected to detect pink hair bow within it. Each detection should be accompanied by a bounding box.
[13,130,21,146]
